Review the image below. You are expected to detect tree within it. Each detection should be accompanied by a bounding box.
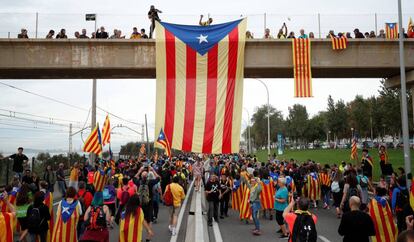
[286,104,309,144]
[305,112,327,143]
[250,105,285,148]
[326,96,349,141]
[36,152,51,162]
[348,95,370,138]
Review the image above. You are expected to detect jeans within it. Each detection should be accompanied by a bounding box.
[219,195,230,216]
[251,201,261,230]
[14,172,23,181]
[207,200,219,224]
[30,232,47,242]
[58,180,66,196]
[153,200,159,219]
[149,19,156,38]
[321,186,330,206]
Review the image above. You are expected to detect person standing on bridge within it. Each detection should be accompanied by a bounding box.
[7,147,29,181]
[338,196,375,242]
[148,5,162,39]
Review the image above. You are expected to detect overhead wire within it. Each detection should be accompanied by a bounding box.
[0,108,82,124]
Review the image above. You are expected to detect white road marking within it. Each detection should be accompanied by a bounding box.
[170,179,195,242]
[212,220,223,242]
[318,235,331,242]
[194,188,204,242]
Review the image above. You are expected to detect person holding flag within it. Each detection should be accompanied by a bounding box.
[361,149,374,181]
[0,191,16,242]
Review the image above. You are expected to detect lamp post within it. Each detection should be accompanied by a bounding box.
[351,127,354,143]
[253,78,270,156]
[397,0,411,188]
[244,108,251,154]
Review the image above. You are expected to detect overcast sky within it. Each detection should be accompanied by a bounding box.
[0,0,413,154]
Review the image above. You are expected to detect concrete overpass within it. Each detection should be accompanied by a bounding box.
[0,39,413,82]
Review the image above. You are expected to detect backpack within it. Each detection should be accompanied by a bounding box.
[138,181,150,206]
[163,184,174,207]
[291,212,317,242]
[27,207,44,230]
[331,181,340,193]
[120,187,130,205]
[358,175,369,188]
[86,206,107,230]
[396,188,409,210]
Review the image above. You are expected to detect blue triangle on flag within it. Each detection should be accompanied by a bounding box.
[160,19,243,56]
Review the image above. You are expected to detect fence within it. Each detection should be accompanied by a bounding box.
[0,12,413,39]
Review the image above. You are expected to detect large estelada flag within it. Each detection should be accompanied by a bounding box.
[292,38,312,97]
[369,196,397,242]
[385,23,398,39]
[155,19,247,154]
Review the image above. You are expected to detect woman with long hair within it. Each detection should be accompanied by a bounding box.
[119,194,154,242]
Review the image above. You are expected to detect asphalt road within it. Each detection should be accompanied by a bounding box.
[216,206,342,242]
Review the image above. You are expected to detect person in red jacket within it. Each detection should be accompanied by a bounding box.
[76,181,93,238]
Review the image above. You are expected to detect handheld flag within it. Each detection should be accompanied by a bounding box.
[83,124,102,155]
[385,23,398,39]
[292,38,312,97]
[156,128,172,158]
[351,136,358,161]
[102,115,111,146]
[154,19,247,154]
[331,36,347,50]
[369,196,397,242]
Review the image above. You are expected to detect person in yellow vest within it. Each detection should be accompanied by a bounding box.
[69,162,80,191]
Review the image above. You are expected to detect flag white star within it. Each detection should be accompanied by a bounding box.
[197,34,208,44]
[62,206,70,215]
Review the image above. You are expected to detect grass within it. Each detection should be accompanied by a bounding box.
[254,148,412,180]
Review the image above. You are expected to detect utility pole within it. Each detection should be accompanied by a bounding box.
[397,0,411,188]
[69,123,73,157]
[141,124,145,142]
[145,114,150,156]
[90,79,97,163]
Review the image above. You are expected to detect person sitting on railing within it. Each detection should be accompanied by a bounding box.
[277,23,287,39]
[17,28,28,39]
[364,32,370,38]
[79,29,89,39]
[130,27,141,39]
[56,29,67,39]
[346,32,352,38]
[298,29,308,39]
[263,28,274,39]
[287,31,295,39]
[354,28,365,38]
[369,31,376,38]
[96,26,109,39]
[74,31,80,39]
[45,30,54,39]
[109,29,118,39]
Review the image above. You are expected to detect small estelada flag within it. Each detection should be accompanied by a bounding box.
[292,38,312,97]
[83,123,102,155]
[385,23,398,39]
[331,36,347,50]
[101,115,111,146]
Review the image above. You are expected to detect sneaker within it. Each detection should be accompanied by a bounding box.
[168,225,172,232]
[277,229,282,234]
[208,223,213,227]
[252,230,261,236]
[269,214,273,220]
[171,228,177,236]
[280,234,289,239]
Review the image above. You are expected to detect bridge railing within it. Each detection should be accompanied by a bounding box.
[0,12,413,39]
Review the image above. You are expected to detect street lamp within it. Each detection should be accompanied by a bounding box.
[244,108,251,154]
[253,78,271,157]
[351,127,354,143]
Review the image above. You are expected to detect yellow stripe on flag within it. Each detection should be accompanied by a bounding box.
[155,22,167,149]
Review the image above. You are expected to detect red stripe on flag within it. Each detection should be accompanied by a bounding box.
[164,30,176,146]
[203,44,218,153]
[294,40,299,96]
[182,46,197,151]
[305,39,311,96]
[295,40,302,97]
[5,213,12,242]
[377,202,391,242]
[299,39,305,97]
[222,27,239,153]
[132,209,139,241]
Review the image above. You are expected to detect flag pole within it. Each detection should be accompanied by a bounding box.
[397,0,411,188]
[90,78,97,164]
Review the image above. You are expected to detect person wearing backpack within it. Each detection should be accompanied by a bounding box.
[392,177,410,233]
[26,191,51,242]
[356,168,370,210]
[115,178,132,224]
[340,172,362,213]
[80,192,111,242]
[76,181,93,238]
[283,197,318,242]
[338,196,375,242]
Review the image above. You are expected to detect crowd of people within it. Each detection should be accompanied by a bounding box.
[14,7,414,40]
[1,145,414,242]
